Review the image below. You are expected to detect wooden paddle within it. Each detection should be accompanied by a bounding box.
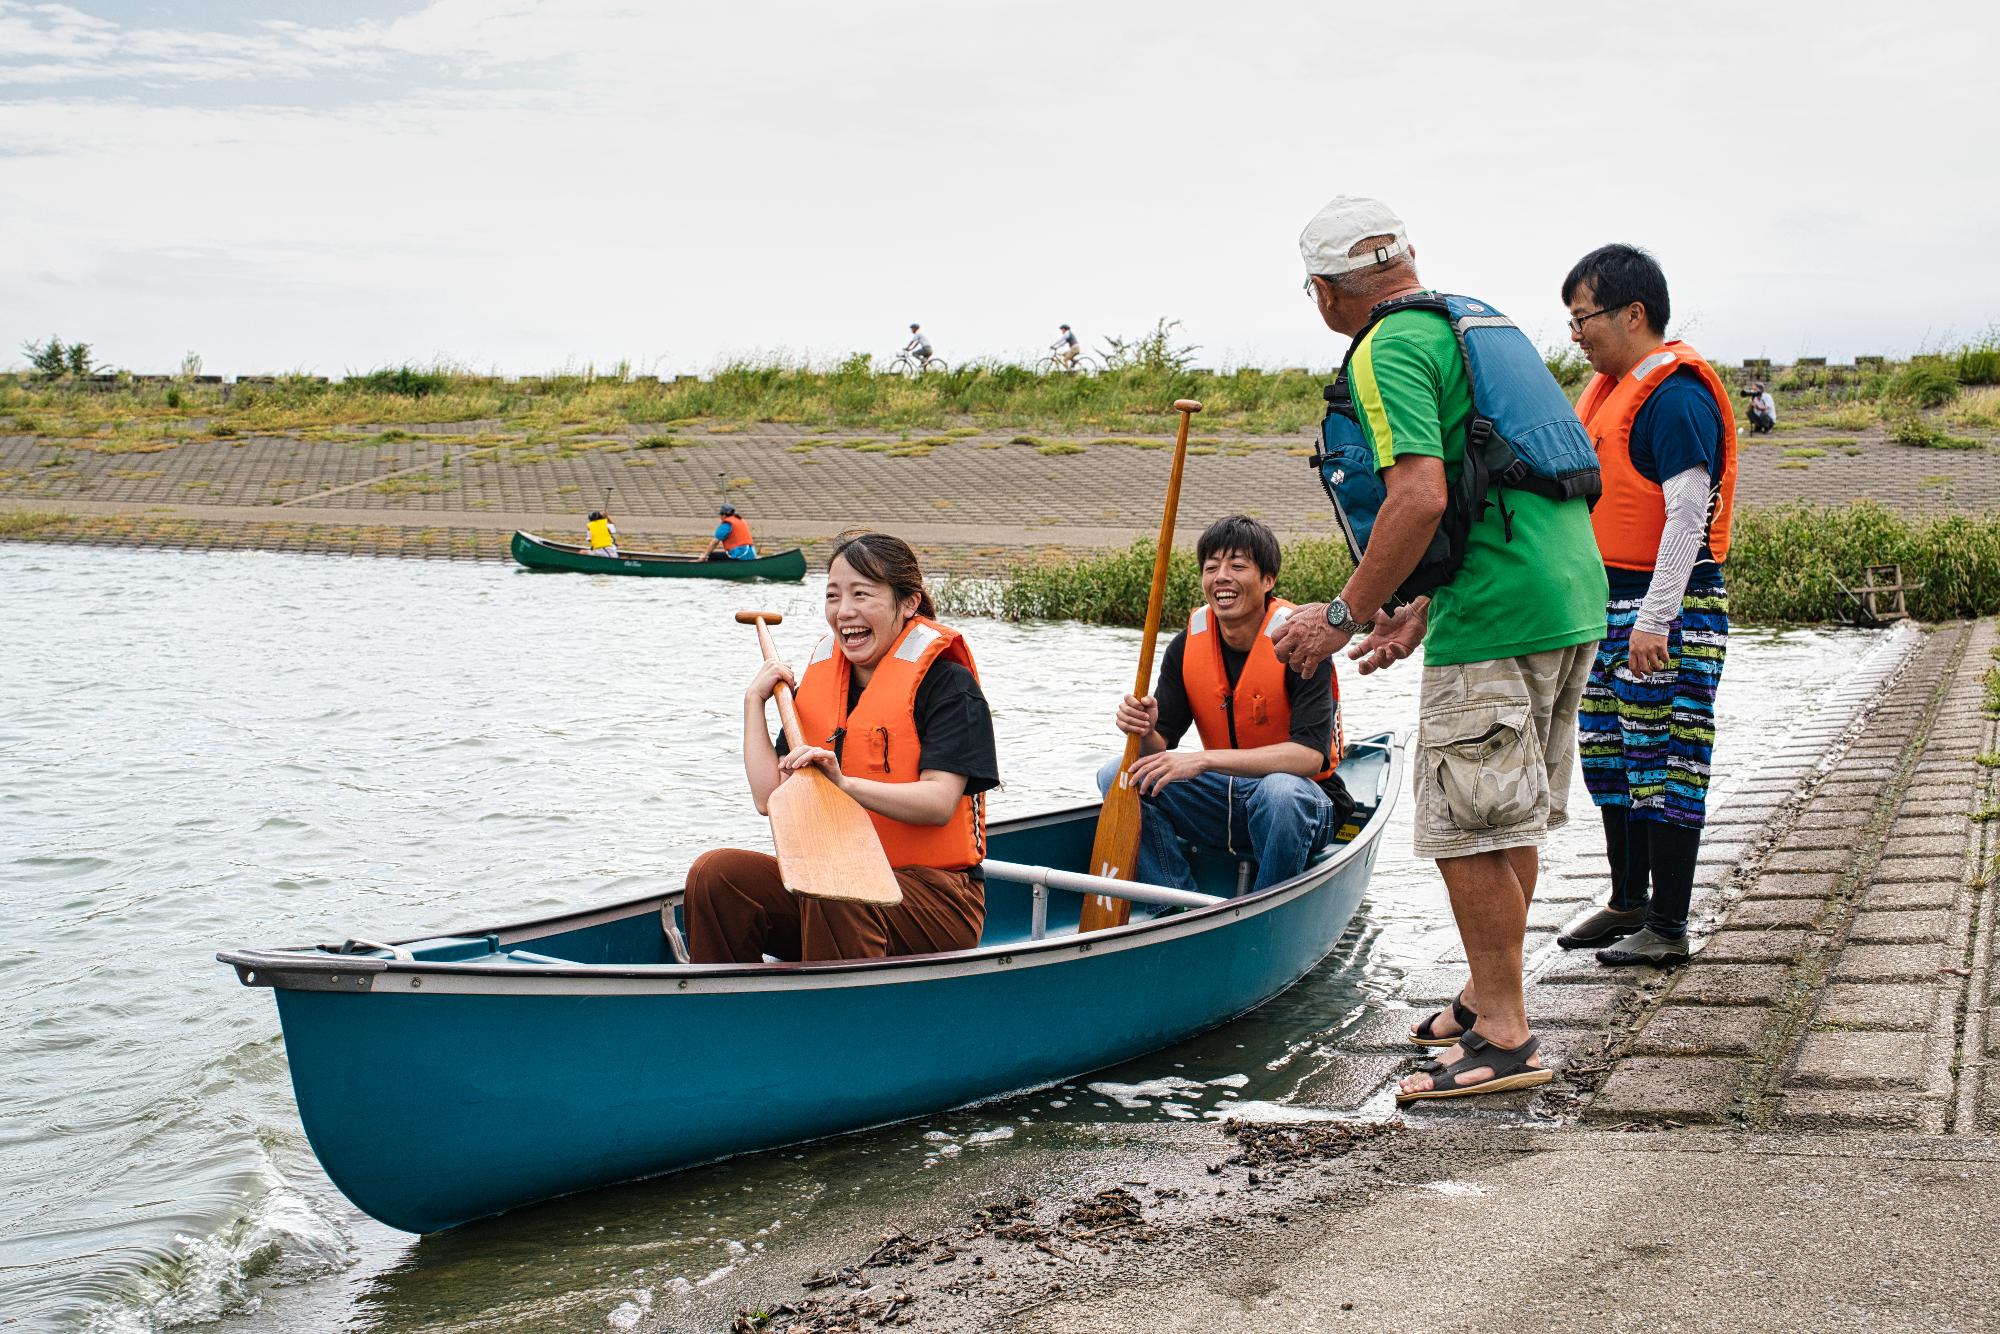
[1079,398,1202,932]
[736,611,902,905]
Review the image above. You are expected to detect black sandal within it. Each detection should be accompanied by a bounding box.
[1396,1031,1553,1103]
[1410,993,1476,1049]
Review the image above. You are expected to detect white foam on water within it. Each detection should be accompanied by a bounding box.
[1159,1102,1200,1120]
[964,1126,1016,1146]
[606,1288,653,1330]
[1085,1077,1211,1109]
[83,1173,354,1332]
[1206,1073,1250,1088]
[1200,1100,1346,1124]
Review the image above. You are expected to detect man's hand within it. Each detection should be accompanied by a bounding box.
[1627,629,1671,677]
[1347,600,1427,675]
[1271,604,1351,676]
[1125,747,1208,796]
[1113,693,1159,738]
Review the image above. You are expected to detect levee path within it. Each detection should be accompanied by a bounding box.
[4,414,1994,573]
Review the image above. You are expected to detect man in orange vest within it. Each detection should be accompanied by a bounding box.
[1097,515,1353,896]
[1555,244,1738,969]
[705,503,759,561]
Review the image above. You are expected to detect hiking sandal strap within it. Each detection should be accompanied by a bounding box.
[1431,1031,1542,1092]
[1413,993,1477,1044]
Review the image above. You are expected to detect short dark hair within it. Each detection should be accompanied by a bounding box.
[1561,243,1670,337]
[1196,515,1281,580]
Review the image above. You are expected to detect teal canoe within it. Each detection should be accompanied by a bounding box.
[510,531,807,581]
[219,735,1399,1234]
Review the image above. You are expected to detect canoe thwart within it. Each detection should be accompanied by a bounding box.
[980,859,1225,911]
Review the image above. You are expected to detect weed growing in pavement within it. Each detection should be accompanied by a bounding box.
[1783,447,1827,458]
[1946,387,2000,430]
[1974,752,2000,768]
[0,510,72,537]
[1801,405,1878,431]
[1036,443,1085,456]
[1890,361,1962,409]
[1889,415,1982,450]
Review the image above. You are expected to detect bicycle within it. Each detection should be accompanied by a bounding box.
[1036,351,1102,374]
[888,352,949,377]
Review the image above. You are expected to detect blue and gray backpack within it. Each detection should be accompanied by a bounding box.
[1311,292,1600,604]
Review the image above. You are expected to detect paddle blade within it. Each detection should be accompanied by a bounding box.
[767,769,902,905]
[1079,775,1143,931]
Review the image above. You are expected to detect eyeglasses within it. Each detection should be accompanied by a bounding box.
[1567,306,1624,334]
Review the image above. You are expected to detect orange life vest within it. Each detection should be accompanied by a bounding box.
[718,514,754,551]
[1574,342,1738,572]
[1180,598,1340,781]
[791,615,985,870]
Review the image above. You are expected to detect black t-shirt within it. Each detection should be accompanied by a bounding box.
[1152,627,1351,812]
[778,660,999,795]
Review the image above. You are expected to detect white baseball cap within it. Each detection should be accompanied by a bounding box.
[1299,195,1410,276]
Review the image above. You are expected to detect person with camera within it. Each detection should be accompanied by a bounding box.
[1744,381,1776,434]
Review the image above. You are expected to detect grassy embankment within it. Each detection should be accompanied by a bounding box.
[938,502,2000,626]
[3,328,1995,442]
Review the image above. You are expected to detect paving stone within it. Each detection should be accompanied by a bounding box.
[1522,984,1637,1027]
[1586,1057,1742,1122]
[1721,898,1823,929]
[1342,1009,1442,1053]
[1879,832,1969,859]
[1762,849,1855,874]
[1696,928,1810,964]
[1805,794,1881,813]
[1831,943,1945,981]
[1287,1053,1406,1110]
[1631,1005,1770,1056]
[1776,826,1864,852]
[1665,963,1795,1007]
[1792,1031,1929,1088]
[1527,899,1591,931]
[1891,815,1974,837]
[1815,982,1938,1031]
[1847,909,1950,944]
[1537,950,1649,985]
[1774,1089,1933,1130]
[1870,856,1965,883]
[1742,871,1841,900]
[1396,968,1468,1003]
[1790,809,1860,831]
[1862,880,1959,910]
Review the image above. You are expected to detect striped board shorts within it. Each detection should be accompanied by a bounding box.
[1580,588,1729,827]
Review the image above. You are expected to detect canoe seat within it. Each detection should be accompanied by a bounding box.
[404,935,500,962]
[503,949,576,966]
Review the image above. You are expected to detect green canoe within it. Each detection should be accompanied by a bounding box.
[510,531,808,581]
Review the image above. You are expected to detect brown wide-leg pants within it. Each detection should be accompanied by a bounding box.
[683,847,985,963]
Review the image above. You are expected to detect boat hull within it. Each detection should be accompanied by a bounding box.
[225,738,1399,1234]
[510,531,807,581]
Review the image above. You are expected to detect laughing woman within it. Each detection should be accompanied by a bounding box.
[683,532,1000,963]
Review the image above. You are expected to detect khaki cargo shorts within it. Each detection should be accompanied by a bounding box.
[1411,641,1596,860]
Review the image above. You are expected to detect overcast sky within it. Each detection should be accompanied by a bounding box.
[2,0,1992,377]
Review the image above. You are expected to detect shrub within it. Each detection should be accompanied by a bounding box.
[952,504,2000,628]
[1888,361,1961,408]
[350,365,452,397]
[1542,346,1591,391]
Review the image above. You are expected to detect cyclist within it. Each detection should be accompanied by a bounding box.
[1050,324,1080,368]
[903,324,933,364]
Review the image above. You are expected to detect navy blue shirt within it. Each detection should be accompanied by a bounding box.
[1606,367,1726,598]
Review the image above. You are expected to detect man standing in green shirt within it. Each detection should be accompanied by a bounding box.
[1273,195,1607,1102]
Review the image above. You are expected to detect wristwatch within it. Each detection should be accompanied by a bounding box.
[1324,597,1360,632]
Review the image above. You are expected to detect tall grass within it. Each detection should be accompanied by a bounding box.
[945,503,2000,627]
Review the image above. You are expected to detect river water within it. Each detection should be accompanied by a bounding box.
[0,544,1878,1331]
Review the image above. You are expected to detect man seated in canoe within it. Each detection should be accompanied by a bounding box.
[684,531,999,962]
[705,504,760,561]
[1098,515,1354,893]
[584,509,618,557]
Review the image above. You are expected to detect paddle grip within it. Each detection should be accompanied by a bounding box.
[750,616,810,754]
